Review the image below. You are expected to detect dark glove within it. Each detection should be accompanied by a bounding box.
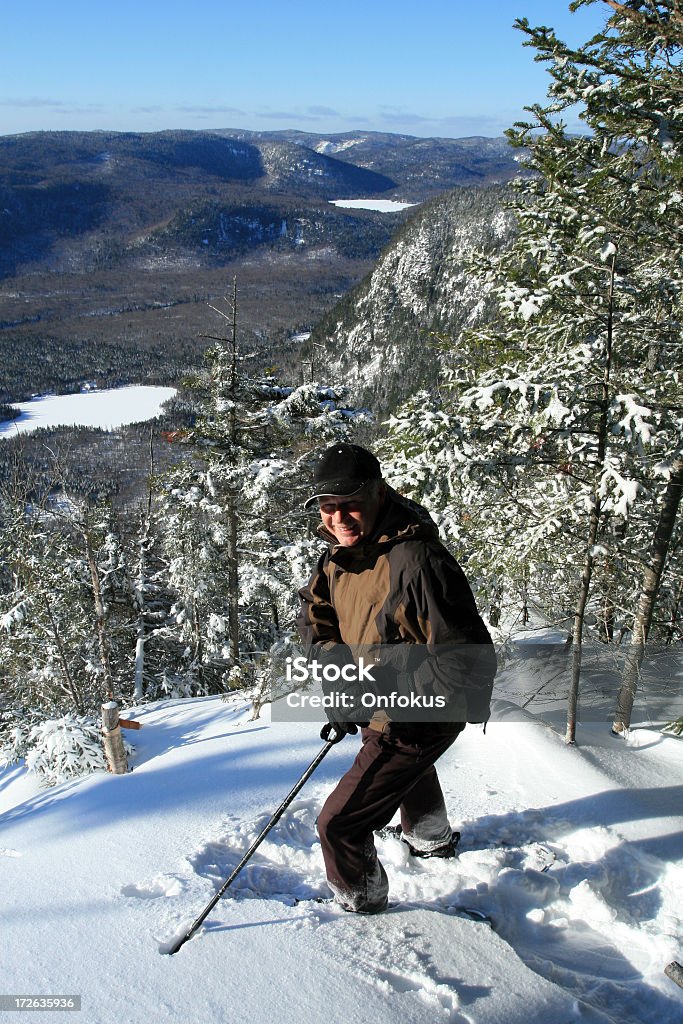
[313,647,369,726]
[320,721,358,743]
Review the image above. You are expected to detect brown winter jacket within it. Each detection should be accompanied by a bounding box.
[296,487,496,727]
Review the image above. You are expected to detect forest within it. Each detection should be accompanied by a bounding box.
[1,0,682,782]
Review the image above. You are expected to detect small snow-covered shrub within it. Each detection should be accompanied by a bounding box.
[151,671,210,700]
[24,715,108,786]
[0,723,29,768]
[0,707,43,768]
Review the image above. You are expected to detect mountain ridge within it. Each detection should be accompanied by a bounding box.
[0,129,518,405]
[305,185,515,411]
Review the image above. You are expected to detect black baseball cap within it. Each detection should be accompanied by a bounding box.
[304,443,382,510]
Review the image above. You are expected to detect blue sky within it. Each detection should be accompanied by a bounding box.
[1,0,610,138]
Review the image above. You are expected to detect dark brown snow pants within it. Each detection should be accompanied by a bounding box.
[316,722,465,912]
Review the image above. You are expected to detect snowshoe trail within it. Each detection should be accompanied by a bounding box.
[184,794,331,904]
[6,692,682,1024]
[107,705,683,1023]
[151,772,680,1023]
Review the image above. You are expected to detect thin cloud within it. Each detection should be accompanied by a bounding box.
[377,108,514,136]
[439,114,506,127]
[256,110,316,122]
[176,104,245,115]
[0,97,68,108]
[306,105,340,118]
[436,114,511,135]
[379,108,434,126]
[255,106,349,124]
[0,97,106,117]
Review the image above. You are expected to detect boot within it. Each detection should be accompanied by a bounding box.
[375,823,461,859]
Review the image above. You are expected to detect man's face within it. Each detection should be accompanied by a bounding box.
[319,484,385,547]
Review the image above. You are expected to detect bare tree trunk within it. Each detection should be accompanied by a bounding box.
[134,512,149,702]
[82,524,114,699]
[226,495,240,663]
[665,962,683,990]
[205,276,241,666]
[226,276,240,664]
[192,595,203,673]
[597,551,616,643]
[40,594,83,713]
[102,701,128,774]
[134,430,155,702]
[666,573,683,644]
[612,456,683,733]
[488,584,503,628]
[566,498,601,743]
[565,252,616,744]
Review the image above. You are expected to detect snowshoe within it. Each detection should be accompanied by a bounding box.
[293,895,395,914]
[375,823,461,859]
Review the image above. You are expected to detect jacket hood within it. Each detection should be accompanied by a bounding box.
[317,486,440,560]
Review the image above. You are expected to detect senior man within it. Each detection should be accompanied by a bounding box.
[296,442,495,914]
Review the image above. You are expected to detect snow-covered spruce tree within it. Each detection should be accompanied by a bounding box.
[378,391,514,629]
[155,284,369,695]
[470,0,683,740]
[381,0,683,741]
[612,456,683,731]
[128,445,180,703]
[0,488,133,719]
[236,379,369,654]
[154,458,231,695]
[0,494,91,717]
[523,0,683,735]
[154,282,265,695]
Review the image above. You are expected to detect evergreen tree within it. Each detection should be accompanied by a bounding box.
[154,283,370,696]
[0,488,133,716]
[380,0,683,741]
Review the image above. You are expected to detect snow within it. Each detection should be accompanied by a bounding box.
[518,295,543,320]
[2,695,682,1024]
[329,199,418,213]
[600,241,617,262]
[0,385,177,439]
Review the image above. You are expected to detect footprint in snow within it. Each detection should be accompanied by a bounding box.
[121,875,184,899]
[187,796,329,905]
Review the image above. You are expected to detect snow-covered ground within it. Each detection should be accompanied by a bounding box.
[2,696,682,1023]
[329,199,418,212]
[0,385,177,439]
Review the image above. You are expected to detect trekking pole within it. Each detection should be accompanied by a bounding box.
[166,726,346,955]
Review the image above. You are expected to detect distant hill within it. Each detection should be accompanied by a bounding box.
[220,130,522,198]
[0,129,521,278]
[0,130,398,278]
[0,128,517,405]
[0,129,397,193]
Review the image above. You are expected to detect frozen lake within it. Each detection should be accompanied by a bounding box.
[0,385,177,439]
[329,199,417,213]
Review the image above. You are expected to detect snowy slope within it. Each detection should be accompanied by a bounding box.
[2,696,682,1024]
